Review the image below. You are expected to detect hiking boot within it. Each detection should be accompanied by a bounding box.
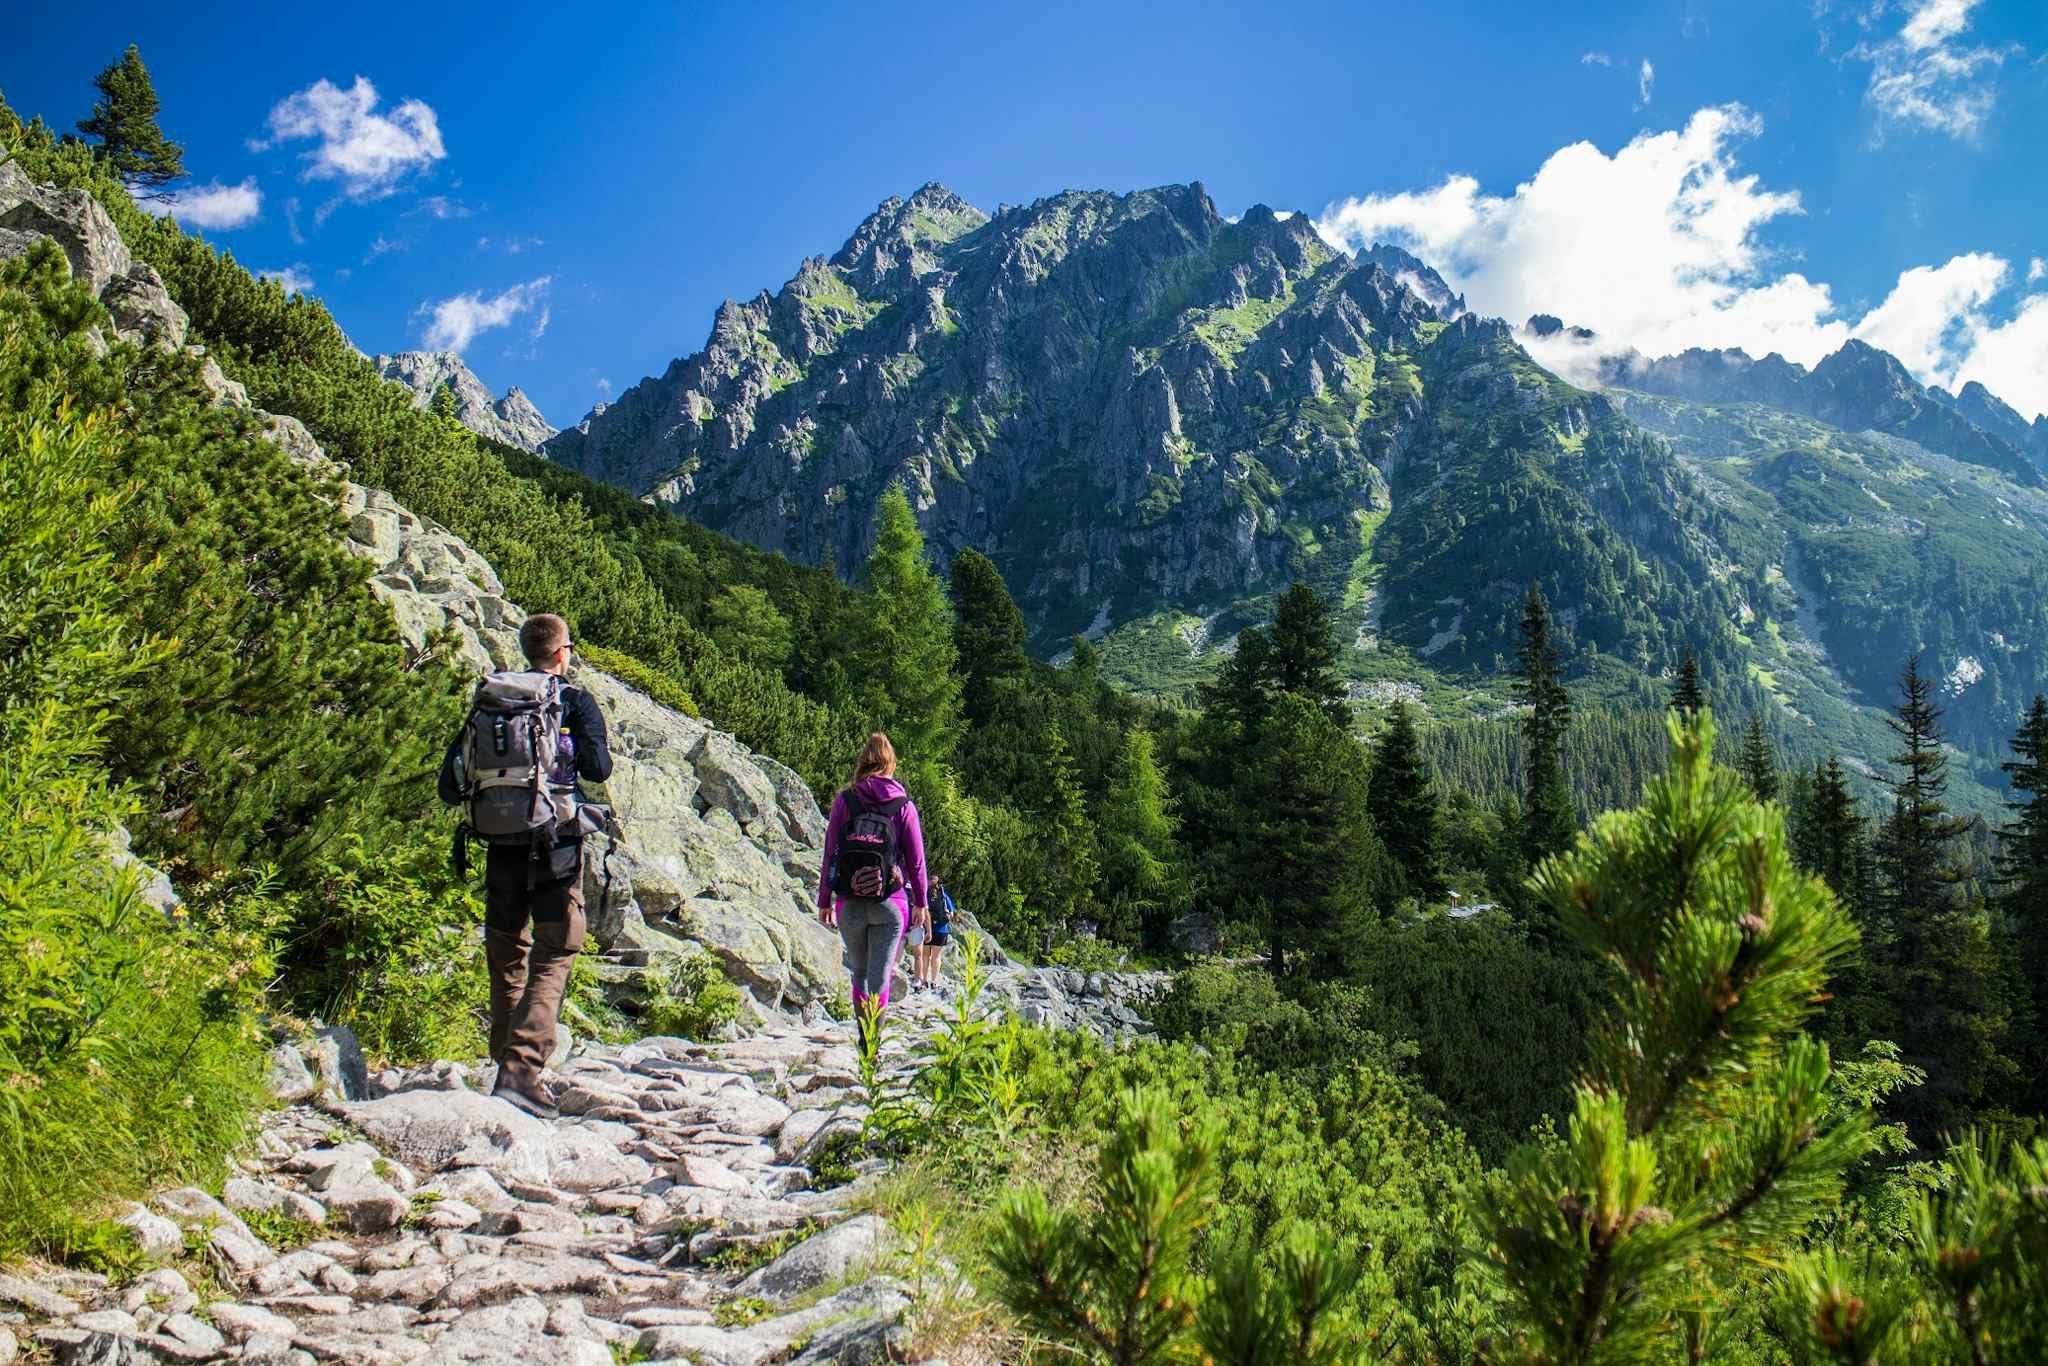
[492,1072,558,1120]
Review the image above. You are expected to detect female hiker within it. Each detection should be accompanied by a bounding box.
[922,874,956,994]
[817,732,929,1042]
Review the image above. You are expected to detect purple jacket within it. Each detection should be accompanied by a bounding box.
[817,776,928,917]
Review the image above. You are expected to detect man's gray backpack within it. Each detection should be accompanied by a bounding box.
[448,671,615,874]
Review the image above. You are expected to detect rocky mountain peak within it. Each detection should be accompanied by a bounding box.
[375,350,557,454]
[1361,242,1465,316]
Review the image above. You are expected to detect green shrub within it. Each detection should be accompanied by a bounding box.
[578,643,699,717]
[639,953,744,1041]
[0,259,267,1257]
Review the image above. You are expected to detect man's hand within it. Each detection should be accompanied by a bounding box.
[913,906,931,932]
[819,903,838,929]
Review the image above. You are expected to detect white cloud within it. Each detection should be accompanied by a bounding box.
[258,264,314,295]
[365,235,408,261]
[529,304,551,341]
[1851,252,2006,376]
[1851,0,2019,140]
[284,195,304,244]
[417,277,552,354]
[2029,257,2046,283]
[1312,104,2048,418]
[145,178,262,229]
[596,377,613,396]
[1317,106,1843,365]
[1638,59,1656,105]
[1582,51,1614,66]
[413,195,471,220]
[259,76,446,200]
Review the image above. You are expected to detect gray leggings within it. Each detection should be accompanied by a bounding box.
[837,898,907,1005]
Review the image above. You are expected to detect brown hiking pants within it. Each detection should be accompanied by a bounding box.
[484,846,586,1084]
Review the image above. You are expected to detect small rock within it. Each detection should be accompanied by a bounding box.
[0,1271,80,1317]
[324,1180,410,1234]
[159,1314,224,1355]
[266,1044,318,1103]
[112,1205,183,1260]
[674,1153,750,1192]
[210,1222,277,1273]
[634,1323,771,1365]
[210,1302,300,1343]
[305,1025,370,1102]
[736,1215,894,1301]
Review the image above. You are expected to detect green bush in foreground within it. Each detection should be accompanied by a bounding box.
[0,266,265,1257]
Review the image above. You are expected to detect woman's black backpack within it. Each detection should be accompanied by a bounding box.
[829,791,907,899]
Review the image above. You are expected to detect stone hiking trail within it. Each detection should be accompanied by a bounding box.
[0,156,1170,1366]
[4,1002,988,1365]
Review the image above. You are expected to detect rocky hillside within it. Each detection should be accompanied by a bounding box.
[545,184,1750,681]
[378,349,556,453]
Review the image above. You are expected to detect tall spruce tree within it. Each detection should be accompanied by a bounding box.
[76,45,185,197]
[1671,649,1704,716]
[1036,719,1101,947]
[1874,656,2007,1137]
[1098,728,1184,947]
[853,485,962,784]
[948,547,1028,725]
[1997,693,2048,1108]
[1517,584,1575,869]
[1266,582,1348,726]
[1738,712,1779,803]
[1368,701,1446,902]
[1797,756,1870,916]
[1241,694,1386,978]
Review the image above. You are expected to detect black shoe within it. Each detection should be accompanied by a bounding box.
[492,1074,558,1120]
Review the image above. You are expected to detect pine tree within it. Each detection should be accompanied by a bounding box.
[1875,656,1968,960]
[1098,728,1184,947]
[1671,649,1704,716]
[852,485,963,785]
[1997,693,2048,1109]
[1266,581,1348,726]
[1368,701,1446,902]
[1798,756,1869,916]
[948,547,1028,725]
[1036,719,1100,946]
[1201,624,1276,732]
[1738,712,1778,803]
[1518,584,1575,869]
[76,45,185,197]
[1872,655,2007,1137]
[1241,694,1386,978]
[1484,711,1868,1360]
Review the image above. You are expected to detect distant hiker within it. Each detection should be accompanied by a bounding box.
[817,732,929,1040]
[438,613,614,1119]
[920,875,956,993]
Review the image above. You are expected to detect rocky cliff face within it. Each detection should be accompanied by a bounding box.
[545,182,1750,673]
[377,349,557,453]
[1574,332,2043,488]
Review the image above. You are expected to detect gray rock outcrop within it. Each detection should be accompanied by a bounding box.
[376,349,557,453]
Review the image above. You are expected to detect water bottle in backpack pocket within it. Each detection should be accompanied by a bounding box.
[829,792,907,899]
[457,671,565,846]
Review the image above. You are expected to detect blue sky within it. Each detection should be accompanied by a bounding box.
[4,0,2045,424]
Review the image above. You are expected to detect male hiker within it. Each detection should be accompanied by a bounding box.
[438,613,613,1118]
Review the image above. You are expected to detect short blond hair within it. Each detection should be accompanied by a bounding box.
[519,613,570,666]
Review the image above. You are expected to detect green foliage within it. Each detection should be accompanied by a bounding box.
[576,642,699,717]
[637,952,743,1041]
[1369,700,1448,901]
[1096,728,1185,947]
[1482,710,1867,1361]
[1999,694,2048,1109]
[853,484,964,787]
[950,546,1029,725]
[76,45,184,195]
[988,1086,1220,1364]
[706,583,794,670]
[0,255,265,1257]
[1518,583,1577,869]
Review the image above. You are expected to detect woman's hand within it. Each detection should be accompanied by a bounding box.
[913,906,931,932]
[819,903,838,929]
